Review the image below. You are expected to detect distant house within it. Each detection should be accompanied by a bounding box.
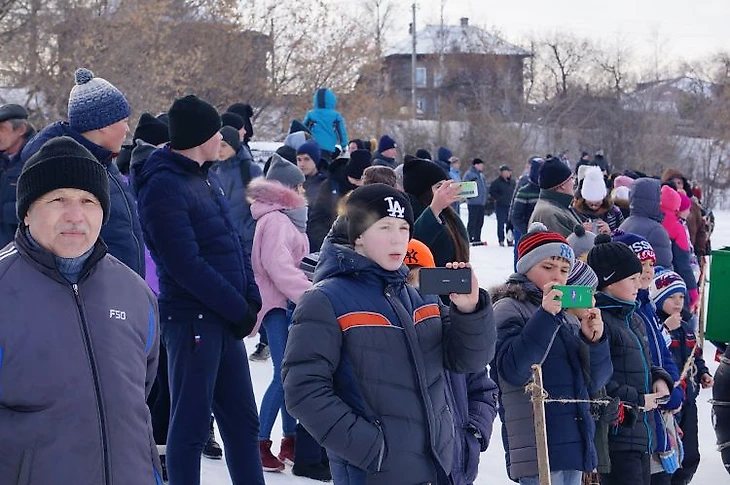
[383,17,530,119]
[623,76,716,119]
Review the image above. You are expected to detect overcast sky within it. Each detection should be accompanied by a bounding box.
[390,0,729,65]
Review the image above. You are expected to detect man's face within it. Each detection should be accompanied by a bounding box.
[556,176,575,195]
[296,153,317,176]
[218,141,235,161]
[24,188,103,258]
[383,147,397,159]
[450,158,461,169]
[474,163,483,172]
[202,132,223,162]
[97,118,129,153]
[238,127,247,141]
[501,169,512,179]
[0,120,26,153]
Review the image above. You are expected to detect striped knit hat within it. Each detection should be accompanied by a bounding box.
[516,222,575,275]
[68,68,131,133]
[567,260,599,290]
[650,269,686,311]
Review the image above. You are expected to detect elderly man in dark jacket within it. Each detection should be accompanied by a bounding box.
[619,178,673,269]
[0,103,35,246]
[21,68,145,277]
[134,95,264,485]
[489,164,516,246]
[0,136,161,485]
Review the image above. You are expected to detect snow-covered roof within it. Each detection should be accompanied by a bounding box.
[385,23,530,58]
[635,76,714,98]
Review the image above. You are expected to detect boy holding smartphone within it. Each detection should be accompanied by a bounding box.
[587,235,674,485]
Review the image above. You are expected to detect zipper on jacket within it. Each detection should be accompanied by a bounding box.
[109,173,144,273]
[625,314,653,454]
[374,420,386,472]
[73,284,111,485]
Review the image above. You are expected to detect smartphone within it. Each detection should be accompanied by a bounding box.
[589,219,599,233]
[655,395,671,405]
[419,267,472,295]
[553,285,594,309]
[456,181,479,199]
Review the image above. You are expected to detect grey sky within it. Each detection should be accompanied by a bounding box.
[394,0,729,63]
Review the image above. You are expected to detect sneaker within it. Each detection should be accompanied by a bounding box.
[249,343,270,362]
[202,427,223,460]
[278,435,296,465]
[292,462,332,482]
[259,440,285,472]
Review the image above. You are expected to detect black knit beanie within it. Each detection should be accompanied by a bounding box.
[539,156,573,190]
[346,149,372,180]
[17,136,110,223]
[168,95,221,150]
[220,126,241,153]
[133,112,170,146]
[587,234,642,290]
[402,155,448,198]
[221,112,244,130]
[346,183,414,243]
[227,103,254,140]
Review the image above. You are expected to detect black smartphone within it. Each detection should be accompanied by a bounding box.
[655,395,671,405]
[418,267,472,295]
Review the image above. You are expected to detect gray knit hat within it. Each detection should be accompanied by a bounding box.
[567,224,596,258]
[266,153,305,188]
[516,222,575,275]
[68,68,131,133]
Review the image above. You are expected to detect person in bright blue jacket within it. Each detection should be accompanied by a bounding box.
[134,95,264,485]
[302,88,348,158]
[21,68,145,277]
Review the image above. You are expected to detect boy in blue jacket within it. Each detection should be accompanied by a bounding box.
[650,270,713,485]
[303,88,348,159]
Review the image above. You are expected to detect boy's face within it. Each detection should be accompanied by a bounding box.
[604,273,641,302]
[525,256,571,289]
[662,292,685,315]
[296,153,317,176]
[355,216,411,271]
[639,259,655,290]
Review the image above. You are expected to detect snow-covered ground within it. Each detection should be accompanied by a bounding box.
[202,207,730,484]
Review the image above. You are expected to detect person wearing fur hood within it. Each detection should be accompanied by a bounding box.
[248,154,312,472]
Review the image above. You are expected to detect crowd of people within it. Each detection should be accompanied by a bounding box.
[0,67,727,485]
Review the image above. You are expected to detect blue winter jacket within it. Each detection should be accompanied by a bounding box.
[463,167,487,207]
[282,242,496,485]
[20,122,145,277]
[445,370,498,485]
[492,275,613,480]
[214,146,263,255]
[619,178,673,270]
[302,88,348,153]
[0,150,25,247]
[660,310,710,402]
[132,147,261,327]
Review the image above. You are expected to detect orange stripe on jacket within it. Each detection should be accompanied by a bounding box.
[414,304,440,325]
[338,312,392,331]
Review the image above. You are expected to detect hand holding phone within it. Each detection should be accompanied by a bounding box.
[419,267,472,295]
[456,181,479,199]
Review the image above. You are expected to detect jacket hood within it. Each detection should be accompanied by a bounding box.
[660,185,680,213]
[629,178,663,221]
[28,121,114,165]
[490,274,542,305]
[248,178,306,219]
[132,146,211,194]
[313,241,408,286]
[285,131,307,150]
[313,88,337,110]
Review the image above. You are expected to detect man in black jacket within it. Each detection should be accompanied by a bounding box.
[489,165,515,246]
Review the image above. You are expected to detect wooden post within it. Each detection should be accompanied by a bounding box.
[698,255,708,344]
[531,364,552,485]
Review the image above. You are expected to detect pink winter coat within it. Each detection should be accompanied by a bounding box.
[660,185,690,251]
[249,178,311,336]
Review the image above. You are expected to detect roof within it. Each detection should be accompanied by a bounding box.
[385,24,530,58]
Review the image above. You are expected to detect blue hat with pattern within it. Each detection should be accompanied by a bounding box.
[68,68,131,133]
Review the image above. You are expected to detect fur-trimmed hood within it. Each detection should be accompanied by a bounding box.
[490,274,541,305]
[573,197,611,217]
[248,178,307,219]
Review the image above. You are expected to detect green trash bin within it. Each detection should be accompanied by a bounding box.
[706,247,730,342]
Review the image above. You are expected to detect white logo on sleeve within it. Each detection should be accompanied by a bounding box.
[384,196,405,218]
[110,309,127,320]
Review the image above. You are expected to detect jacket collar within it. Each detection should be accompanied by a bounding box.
[539,189,574,208]
[13,227,108,286]
[595,291,638,318]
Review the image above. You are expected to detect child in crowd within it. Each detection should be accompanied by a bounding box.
[587,235,674,485]
[282,184,496,485]
[650,270,713,485]
[404,238,499,485]
[248,156,311,472]
[492,223,612,485]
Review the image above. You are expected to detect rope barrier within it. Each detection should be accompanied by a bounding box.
[524,381,647,411]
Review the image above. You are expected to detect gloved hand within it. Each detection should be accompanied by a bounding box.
[596,396,621,426]
[231,301,261,339]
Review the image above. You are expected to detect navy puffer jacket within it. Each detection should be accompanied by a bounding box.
[20,122,145,277]
[133,147,260,326]
[491,275,612,480]
[282,243,495,485]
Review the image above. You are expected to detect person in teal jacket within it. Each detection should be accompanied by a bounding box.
[303,88,348,157]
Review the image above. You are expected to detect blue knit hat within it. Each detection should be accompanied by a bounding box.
[68,68,131,133]
[378,135,397,153]
[296,139,321,163]
[437,146,453,162]
[649,269,686,312]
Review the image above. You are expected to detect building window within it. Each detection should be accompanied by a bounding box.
[415,67,427,88]
[416,97,427,114]
[433,69,444,88]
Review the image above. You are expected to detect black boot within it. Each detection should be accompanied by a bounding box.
[202,416,223,460]
[249,342,270,361]
[292,462,332,482]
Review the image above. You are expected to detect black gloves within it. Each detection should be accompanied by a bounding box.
[231,300,261,340]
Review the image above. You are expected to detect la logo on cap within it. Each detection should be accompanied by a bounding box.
[384,196,405,218]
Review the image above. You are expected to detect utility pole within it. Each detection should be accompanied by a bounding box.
[411,3,417,118]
